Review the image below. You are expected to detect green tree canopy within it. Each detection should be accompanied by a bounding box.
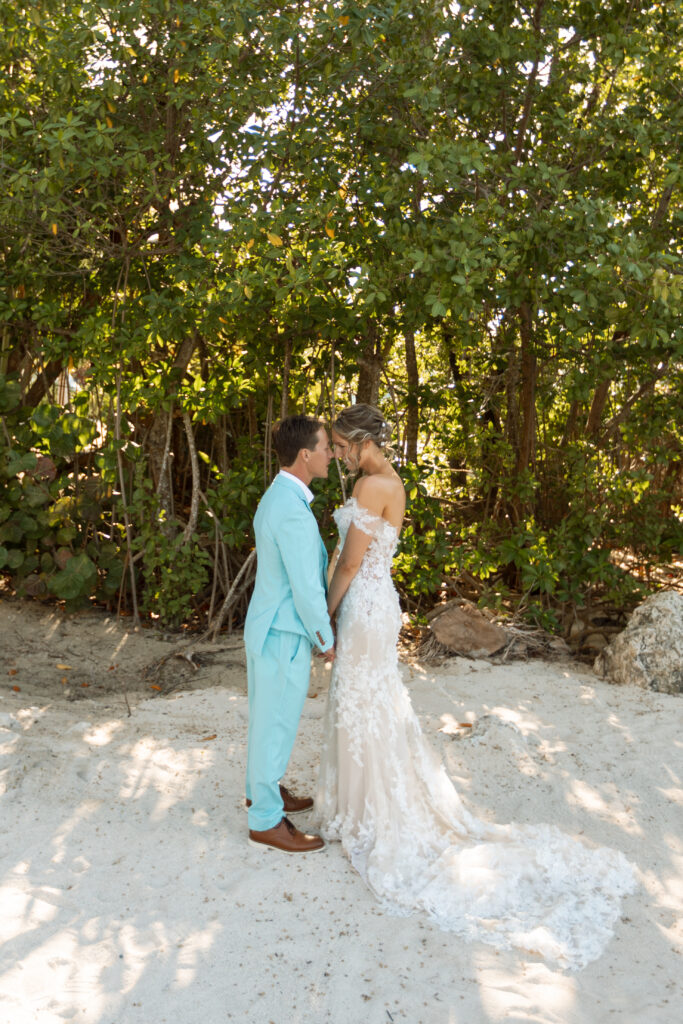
[1,0,681,629]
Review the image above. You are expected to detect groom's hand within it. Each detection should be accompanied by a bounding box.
[313,644,335,662]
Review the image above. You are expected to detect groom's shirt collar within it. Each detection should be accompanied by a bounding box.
[278,469,314,504]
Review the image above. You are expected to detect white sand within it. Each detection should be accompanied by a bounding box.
[1,604,681,1024]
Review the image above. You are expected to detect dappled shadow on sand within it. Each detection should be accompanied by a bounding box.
[0,664,681,1023]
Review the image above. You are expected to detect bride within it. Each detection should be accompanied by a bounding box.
[315,403,636,971]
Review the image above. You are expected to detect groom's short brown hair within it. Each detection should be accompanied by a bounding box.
[272,415,324,467]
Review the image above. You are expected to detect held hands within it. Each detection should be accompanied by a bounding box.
[315,612,336,662]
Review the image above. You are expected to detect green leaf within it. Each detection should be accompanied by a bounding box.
[5,549,25,569]
[0,522,23,544]
[55,526,78,545]
[49,552,97,600]
[5,450,38,476]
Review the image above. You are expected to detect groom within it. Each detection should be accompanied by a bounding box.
[244,415,335,854]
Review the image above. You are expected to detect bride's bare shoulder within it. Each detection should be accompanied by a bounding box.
[351,474,383,513]
[353,472,405,521]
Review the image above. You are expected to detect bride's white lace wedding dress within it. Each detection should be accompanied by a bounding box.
[315,498,636,970]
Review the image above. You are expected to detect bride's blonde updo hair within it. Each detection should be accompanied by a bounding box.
[332,404,394,457]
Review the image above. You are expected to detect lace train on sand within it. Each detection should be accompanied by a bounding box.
[315,498,636,971]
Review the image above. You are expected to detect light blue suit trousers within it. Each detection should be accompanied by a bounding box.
[244,473,333,831]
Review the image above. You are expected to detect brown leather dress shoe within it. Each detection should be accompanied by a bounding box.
[245,784,314,815]
[248,817,326,854]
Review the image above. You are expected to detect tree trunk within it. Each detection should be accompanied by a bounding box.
[516,301,537,473]
[585,378,611,437]
[280,336,292,418]
[217,414,229,475]
[247,394,258,440]
[356,321,381,405]
[145,332,197,529]
[404,328,419,463]
[560,399,580,447]
[505,343,521,457]
[356,353,382,405]
[150,409,175,536]
[181,411,200,543]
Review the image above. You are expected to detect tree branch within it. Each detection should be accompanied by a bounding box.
[205,549,257,641]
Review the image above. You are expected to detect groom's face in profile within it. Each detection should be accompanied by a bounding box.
[305,427,333,480]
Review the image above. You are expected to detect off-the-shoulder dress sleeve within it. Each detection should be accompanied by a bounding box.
[347,497,384,537]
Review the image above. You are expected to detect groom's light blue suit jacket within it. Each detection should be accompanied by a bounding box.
[244,473,334,657]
